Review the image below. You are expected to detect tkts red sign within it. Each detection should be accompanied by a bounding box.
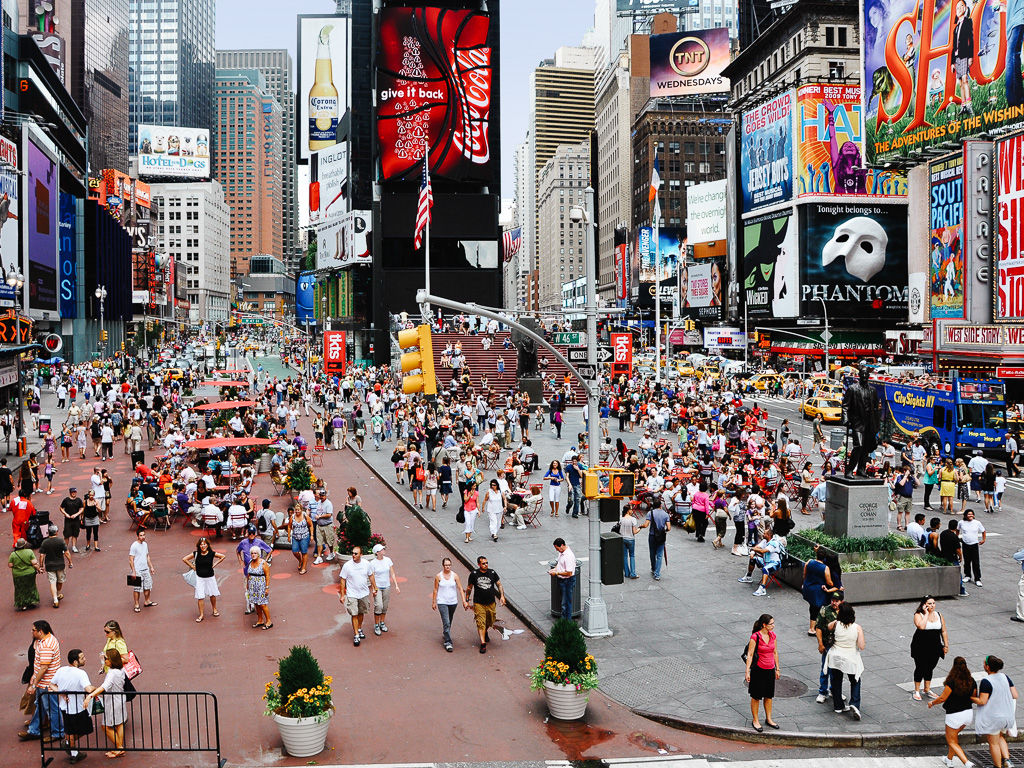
[610,333,632,378]
[376,7,492,182]
[323,331,347,377]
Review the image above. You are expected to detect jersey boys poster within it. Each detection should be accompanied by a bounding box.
[376,7,493,182]
[740,91,793,214]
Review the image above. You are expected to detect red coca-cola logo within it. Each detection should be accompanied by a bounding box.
[376,7,493,182]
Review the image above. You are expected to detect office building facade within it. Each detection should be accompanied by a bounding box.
[537,143,590,311]
[128,0,215,150]
[214,68,283,278]
[216,49,297,275]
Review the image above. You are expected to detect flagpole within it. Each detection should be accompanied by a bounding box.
[655,215,661,384]
[423,150,431,324]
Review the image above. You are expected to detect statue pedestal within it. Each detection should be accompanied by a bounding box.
[518,377,545,409]
[824,477,889,539]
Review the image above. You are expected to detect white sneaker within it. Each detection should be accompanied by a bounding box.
[962,576,971,583]
[975,580,982,587]
[738,575,754,583]
[71,547,79,553]
[849,704,861,720]
[313,556,323,565]
[517,525,527,530]
[815,694,827,703]
[325,553,335,561]
[753,586,767,596]
[940,757,955,768]
[738,546,749,556]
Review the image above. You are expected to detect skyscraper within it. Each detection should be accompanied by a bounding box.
[128,0,215,151]
[216,49,297,275]
[214,68,283,278]
[70,0,131,173]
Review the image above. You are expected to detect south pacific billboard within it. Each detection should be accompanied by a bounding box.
[649,28,730,98]
[376,7,493,182]
[741,91,793,214]
[929,152,965,319]
[799,202,909,320]
[863,0,1024,164]
[796,83,909,197]
[742,209,798,319]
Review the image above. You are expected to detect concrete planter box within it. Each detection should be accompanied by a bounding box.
[779,555,961,603]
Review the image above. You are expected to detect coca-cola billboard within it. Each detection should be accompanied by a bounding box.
[376,7,492,182]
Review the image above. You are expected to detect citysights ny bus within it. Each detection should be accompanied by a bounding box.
[870,376,1007,458]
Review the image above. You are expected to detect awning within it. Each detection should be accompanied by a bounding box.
[184,436,274,449]
[200,381,250,387]
[212,369,249,375]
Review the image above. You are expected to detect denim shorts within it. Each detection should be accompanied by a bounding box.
[291,536,310,554]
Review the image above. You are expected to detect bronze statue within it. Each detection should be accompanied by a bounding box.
[512,317,540,378]
[841,366,881,478]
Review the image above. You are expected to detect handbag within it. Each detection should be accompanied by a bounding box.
[123,677,137,703]
[90,698,105,716]
[610,522,621,534]
[19,689,36,715]
[126,574,143,588]
[183,569,198,588]
[456,508,465,524]
[682,514,697,533]
[123,651,142,680]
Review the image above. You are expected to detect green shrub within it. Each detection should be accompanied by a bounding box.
[286,459,313,492]
[264,645,333,720]
[277,645,324,701]
[545,618,591,673]
[343,505,372,554]
[797,529,915,553]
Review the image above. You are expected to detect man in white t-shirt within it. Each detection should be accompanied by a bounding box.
[367,544,400,636]
[90,469,106,513]
[50,649,94,761]
[339,546,376,647]
[959,509,987,587]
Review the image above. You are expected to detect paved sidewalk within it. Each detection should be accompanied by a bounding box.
[353,404,1024,744]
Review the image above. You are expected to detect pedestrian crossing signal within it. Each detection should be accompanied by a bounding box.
[583,469,635,499]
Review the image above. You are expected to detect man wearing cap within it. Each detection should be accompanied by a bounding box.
[236,526,272,614]
[59,487,84,554]
[814,590,845,703]
[367,543,400,636]
[39,525,72,609]
[339,546,376,646]
[311,489,336,565]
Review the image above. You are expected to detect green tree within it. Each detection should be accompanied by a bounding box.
[304,234,317,272]
[344,505,372,553]
[276,645,325,702]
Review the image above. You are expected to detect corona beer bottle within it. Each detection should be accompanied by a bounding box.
[308,25,339,152]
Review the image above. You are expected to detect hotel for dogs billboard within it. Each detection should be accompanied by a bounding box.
[863,0,1024,164]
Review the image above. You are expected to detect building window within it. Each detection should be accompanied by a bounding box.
[829,61,846,79]
[839,27,848,46]
[826,26,835,47]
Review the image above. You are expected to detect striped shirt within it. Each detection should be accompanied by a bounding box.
[34,634,61,688]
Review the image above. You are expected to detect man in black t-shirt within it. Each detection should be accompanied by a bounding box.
[38,525,72,608]
[938,520,968,597]
[466,556,505,654]
[60,488,84,554]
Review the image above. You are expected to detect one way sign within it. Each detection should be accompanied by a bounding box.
[567,347,613,363]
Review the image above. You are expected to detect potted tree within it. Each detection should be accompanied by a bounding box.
[264,645,334,757]
[335,503,385,560]
[284,458,313,497]
[529,618,599,720]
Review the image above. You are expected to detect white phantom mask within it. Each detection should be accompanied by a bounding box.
[821,217,887,282]
[772,242,797,317]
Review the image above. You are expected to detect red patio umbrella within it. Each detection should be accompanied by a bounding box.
[191,400,258,411]
[212,370,249,375]
[200,381,250,387]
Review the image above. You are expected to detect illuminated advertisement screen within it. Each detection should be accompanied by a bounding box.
[996,133,1024,321]
[0,135,19,308]
[649,28,730,98]
[137,125,210,178]
[740,91,793,214]
[26,134,58,315]
[59,192,76,319]
[297,16,350,164]
[863,0,1024,163]
[929,152,965,319]
[376,7,493,182]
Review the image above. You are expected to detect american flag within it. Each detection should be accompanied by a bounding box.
[502,227,522,262]
[414,155,433,250]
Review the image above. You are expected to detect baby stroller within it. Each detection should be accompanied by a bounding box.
[25,511,51,548]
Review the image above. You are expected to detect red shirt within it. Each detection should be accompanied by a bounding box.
[10,495,35,521]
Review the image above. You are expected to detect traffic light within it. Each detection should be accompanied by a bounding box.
[100,330,108,342]
[121,342,125,352]
[397,324,436,396]
[752,331,759,344]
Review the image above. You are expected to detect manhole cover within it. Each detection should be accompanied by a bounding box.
[967,747,1024,765]
[774,675,808,698]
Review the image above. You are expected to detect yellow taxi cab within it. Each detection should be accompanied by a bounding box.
[815,383,844,400]
[675,361,696,376]
[161,367,185,380]
[747,373,781,391]
[801,396,843,422]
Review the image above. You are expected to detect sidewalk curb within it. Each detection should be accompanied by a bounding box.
[349,442,552,643]
[350,442,1024,749]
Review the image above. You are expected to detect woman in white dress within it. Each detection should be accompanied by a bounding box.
[972,655,1019,768]
[82,648,128,758]
[825,601,866,720]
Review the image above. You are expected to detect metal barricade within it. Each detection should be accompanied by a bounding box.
[37,691,225,768]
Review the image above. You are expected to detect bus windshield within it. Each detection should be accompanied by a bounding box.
[958,403,1006,430]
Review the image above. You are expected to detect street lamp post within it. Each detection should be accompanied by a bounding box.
[570,188,612,639]
[95,286,108,354]
[818,296,829,379]
[6,264,25,444]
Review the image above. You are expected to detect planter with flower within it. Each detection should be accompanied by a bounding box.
[283,459,315,497]
[529,618,598,720]
[335,502,385,559]
[263,645,334,757]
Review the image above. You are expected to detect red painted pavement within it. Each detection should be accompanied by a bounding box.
[0,412,767,766]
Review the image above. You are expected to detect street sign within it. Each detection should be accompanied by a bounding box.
[596,346,613,363]
[553,332,586,346]
[576,364,597,379]
[567,348,588,362]
[240,318,264,326]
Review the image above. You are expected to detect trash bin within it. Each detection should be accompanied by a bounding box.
[38,415,51,437]
[549,560,582,618]
[830,428,846,450]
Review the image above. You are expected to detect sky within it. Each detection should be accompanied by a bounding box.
[216,0,598,200]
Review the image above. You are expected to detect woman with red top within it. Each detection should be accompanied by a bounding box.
[744,613,781,732]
